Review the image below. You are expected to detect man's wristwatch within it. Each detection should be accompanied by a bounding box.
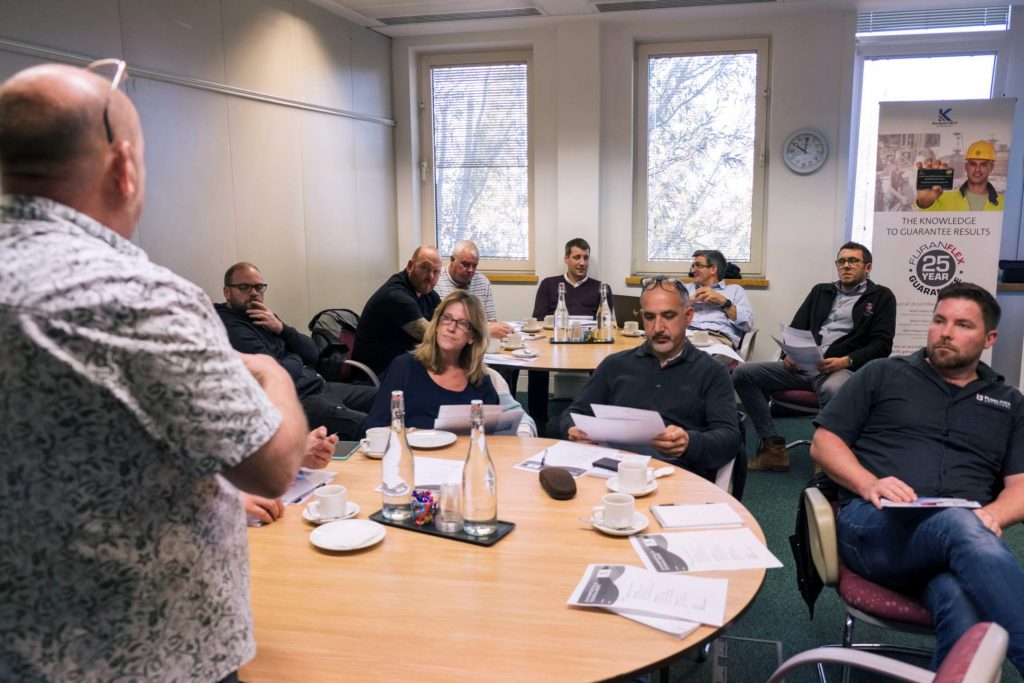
[720,298,732,311]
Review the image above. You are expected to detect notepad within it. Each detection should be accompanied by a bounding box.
[650,502,744,529]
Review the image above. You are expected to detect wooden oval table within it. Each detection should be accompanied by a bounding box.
[487,330,646,372]
[241,436,766,683]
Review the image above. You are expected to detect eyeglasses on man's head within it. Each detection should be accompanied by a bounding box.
[85,58,127,144]
[640,276,686,292]
[227,283,268,294]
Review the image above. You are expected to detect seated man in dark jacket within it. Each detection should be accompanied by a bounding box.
[215,262,376,440]
[733,241,896,472]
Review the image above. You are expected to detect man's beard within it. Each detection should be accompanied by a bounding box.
[927,343,979,371]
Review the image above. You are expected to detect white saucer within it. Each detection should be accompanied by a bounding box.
[622,331,645,337]
[360,443,386,459]
[592,511,649,536]
[310,519,386,551]
[407,429,457,449]
[502,344,525,351]
[522,326,543,333]
[542,324,554,330]
[511,348,537,358]
[303,500,360,524]
[607,476,658,497]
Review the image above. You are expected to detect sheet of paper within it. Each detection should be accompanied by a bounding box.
[374,456,463,492]
[281,469,336,506]
[772,324,823,374]
[651,502,744,529]
[630,528,783,573]
[434,404,523,434]
[514,440,621,476]
[483,353,535,366]
[611,610,701,638]
[880,497,980,509]
[571,412,666,445]
[591,404,660,420]
[567,564,727,627]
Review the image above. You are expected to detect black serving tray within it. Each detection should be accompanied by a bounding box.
[369,510,515,547]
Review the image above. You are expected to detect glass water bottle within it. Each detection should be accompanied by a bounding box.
[461,400,497,536]
[596,282,613,342]
[381,390,415,521]
[553,281,570,342]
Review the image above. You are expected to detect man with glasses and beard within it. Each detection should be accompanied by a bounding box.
[560,277,739,482]
[0,62,308,681]
[733,242,896,472]
[810,283,1024,674]
[216,261,377,443]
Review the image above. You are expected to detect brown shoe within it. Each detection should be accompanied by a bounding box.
[748,436,790,472]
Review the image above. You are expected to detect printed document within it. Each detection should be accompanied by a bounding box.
[631,528,783,573]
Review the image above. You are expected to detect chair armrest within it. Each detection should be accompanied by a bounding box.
[768,647,932,683]
[804,487,839,586]
[343,360,380,388]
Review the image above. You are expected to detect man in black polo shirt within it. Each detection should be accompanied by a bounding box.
[352,245,443,376]
[811,282,1024,673]
[733,241,896,471]
[560,277,738,482]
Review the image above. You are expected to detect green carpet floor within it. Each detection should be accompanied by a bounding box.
[538,399,1024,682]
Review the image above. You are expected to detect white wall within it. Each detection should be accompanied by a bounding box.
[0,0,395,329]
[392,5,859,363]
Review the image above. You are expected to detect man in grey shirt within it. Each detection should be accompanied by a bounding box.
[434,239,514,340]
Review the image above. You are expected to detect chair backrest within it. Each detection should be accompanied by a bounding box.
[737,328,758,360]
[935,622,1008,683]
[714,458,736,494]
[307,308,360,382]
[803,487,840,586]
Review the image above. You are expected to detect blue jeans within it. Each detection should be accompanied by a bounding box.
[731,360,851,439]
[837,499,1024,672]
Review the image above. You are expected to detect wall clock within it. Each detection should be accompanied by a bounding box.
[782,129,828,174]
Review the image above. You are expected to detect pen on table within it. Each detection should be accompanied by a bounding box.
[290,481,326,505]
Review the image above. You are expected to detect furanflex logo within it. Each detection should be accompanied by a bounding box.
[976,393,1011,411]
[907,241,965,295]
[932,107,958,127]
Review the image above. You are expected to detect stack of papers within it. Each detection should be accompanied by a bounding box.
[434,403,523,434]
[650,502,744,529]
[880,497,980,508]
[570,404,665,445]
[630,529,783,573]
[515,441,623,477]
[772,325,823,374]
[375,456,464,492]
[567,564,726,637]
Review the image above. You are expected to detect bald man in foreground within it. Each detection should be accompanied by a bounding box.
[0,62,308,681]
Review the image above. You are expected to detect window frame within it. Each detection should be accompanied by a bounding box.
[632,37,770,278]
[418,50,535,273]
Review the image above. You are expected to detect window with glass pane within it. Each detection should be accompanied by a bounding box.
[635,40,768,275]
[850,54,995,247]
[427,58,530,265]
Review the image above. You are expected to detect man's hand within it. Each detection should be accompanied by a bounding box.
[488,321,515,339]
[974,507,1003,537]
[691,287,726,307]
[567,426,596,444]
[860,475,916,510]
[651,425,689,457]
[242,492,285,525]
[303,426,339,469]
[783,356,800,373]
[816,357,850,376]
[247,301,284,335]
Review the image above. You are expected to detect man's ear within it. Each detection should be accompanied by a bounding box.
[111,140,138,198]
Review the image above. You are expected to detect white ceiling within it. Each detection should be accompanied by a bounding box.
[306,0,1020,35]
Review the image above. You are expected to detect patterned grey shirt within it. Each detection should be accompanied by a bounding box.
[434,267,498,320]
[0,195,282,682]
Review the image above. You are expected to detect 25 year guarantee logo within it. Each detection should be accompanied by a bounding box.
[908,242,965,296]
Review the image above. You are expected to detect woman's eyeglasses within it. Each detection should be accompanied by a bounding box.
[439,313,472,332]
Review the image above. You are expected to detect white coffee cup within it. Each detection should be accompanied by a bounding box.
[503,333,524,349]
[593,492,635,530]
[623,320,639,334]
[315,484,347,520]
[523,316,538,329]
[360,426,390,455]
[691,329,710,346]
[543,315,555,328]
[617,459,654,493]
[486,338,501,353]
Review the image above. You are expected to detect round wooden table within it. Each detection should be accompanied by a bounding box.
[487,330,646,371]
[241,436,766,682]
